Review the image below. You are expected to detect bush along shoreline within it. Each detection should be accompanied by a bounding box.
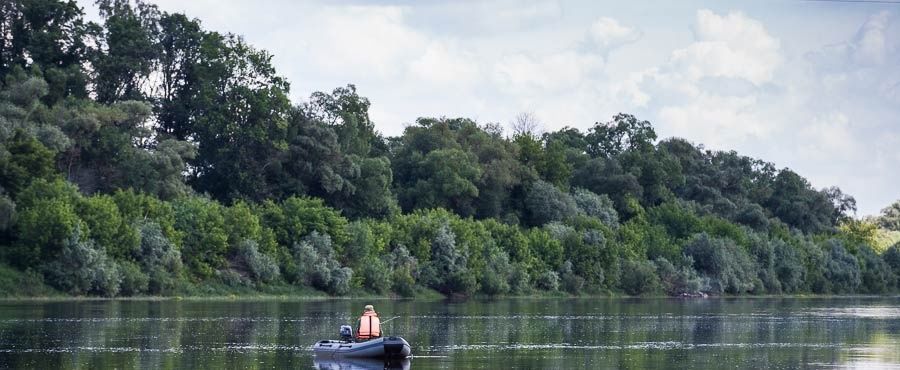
[2,0,900,299]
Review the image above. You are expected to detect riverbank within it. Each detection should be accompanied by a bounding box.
[3,263,896,301]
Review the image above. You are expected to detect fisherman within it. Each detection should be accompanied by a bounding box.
[355,304,381,341]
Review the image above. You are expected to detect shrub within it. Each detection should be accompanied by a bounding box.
[13,197,83,267]
[359,258,391,294]
[524,180,579,226]
[237,239,280,284]
[329,267,353,295]
[772,238,804,293]
[217,269,250,287]
[389,245,418,297]
[858,245,891,294]
[480,246,512,296]
[560,260,585,294]
[392,268,416,297]
[884,244,900,289]
[173,196,228,278]
[620,259,660,295]
[509,262,531,294]
[683,233,757,294]
[78,195,139,259]
[747,233,781,294]
[421,223,475,295]
[42,227,121,296]
[119,261,149,296]
[535,270,560,291]
[654,257,702,296]
[822,239,861,294]
[572,188,619,227]
[291,232,354,295]
[137,222,182,294]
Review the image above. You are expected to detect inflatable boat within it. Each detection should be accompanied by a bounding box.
[313,336,412,359]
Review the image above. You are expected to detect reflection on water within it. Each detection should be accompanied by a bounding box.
[314,358,411,370]
[0,298,897,369]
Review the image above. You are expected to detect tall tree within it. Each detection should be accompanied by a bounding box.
[89,0,161,103]
[0,0,89,103]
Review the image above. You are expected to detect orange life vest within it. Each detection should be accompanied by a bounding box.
[356,311,381,340]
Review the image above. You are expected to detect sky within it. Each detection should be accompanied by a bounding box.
[77,0,900,216]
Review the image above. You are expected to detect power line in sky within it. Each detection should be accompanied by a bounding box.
[801,0,900,4]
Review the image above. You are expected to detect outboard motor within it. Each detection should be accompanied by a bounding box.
[339,325,353,342]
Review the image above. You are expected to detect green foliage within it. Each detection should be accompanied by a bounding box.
[420,223,475,295]
[534,270,560,291]
[654,257,702,295]
[858,245,891,294]
[0,0,889,299]
[388,245,418,297]
[274,197,349,249]
[683,233,758,294]
[572,188,618,227]
[524,180,578,226]
[877,200,900,231]
[358,258,392,294]
[0,130,57,196]
[42,227,121,296]
[290,232,352,295]
[236,239,280,284]
[822,239,861,294]
[402,148,482,216]
[480,245,512,296]
[78,194,139,259]
[172,196,228,278]
[559,260,585,294]
[773,238,804,293]
[883,244,900,289]
[620,259,660,295]
[119,260,149,296]
[136,221,182,294]
[13,194,83,267]
[113,189,180,246]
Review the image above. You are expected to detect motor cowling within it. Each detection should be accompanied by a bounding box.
[339,325,352,341]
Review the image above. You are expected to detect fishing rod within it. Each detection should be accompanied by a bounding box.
[380,316,400,325]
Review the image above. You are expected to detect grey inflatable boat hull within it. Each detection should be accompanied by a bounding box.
[313,336,412,359]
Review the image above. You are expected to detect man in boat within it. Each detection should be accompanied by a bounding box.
[355,304,381,341]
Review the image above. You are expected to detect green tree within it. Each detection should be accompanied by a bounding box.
[524,180,578,226]
[0,0,89,102]
[683,233,757,294]
[172,196,228,278]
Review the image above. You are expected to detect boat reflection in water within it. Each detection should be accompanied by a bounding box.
[313,358,411,370]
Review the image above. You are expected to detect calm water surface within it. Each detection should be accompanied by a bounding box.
[0,297,898,369]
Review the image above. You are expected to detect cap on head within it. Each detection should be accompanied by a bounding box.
[364,304,374,312]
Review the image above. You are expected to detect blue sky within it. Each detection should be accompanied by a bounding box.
[78,0,900,216]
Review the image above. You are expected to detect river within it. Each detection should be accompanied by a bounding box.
[0,297,898,369]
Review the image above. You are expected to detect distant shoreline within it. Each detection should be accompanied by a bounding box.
[1,293,896,302]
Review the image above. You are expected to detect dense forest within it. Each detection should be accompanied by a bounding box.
[2,0,900,298]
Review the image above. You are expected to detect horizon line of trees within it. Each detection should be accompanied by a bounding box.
[2,0,900,298]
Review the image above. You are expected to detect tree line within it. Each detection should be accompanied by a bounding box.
[1,0,899,297]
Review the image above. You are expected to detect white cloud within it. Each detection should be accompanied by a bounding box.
[625,9,783,149]
[301,5,427,80]
[586,17,642,53]
[797,112,859,159]
[852,11,892,66]
[493,52,603,93]
[672,9,781,85]
[658,94,768,148]
[493,0,563,27]
[409,41,481,88]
